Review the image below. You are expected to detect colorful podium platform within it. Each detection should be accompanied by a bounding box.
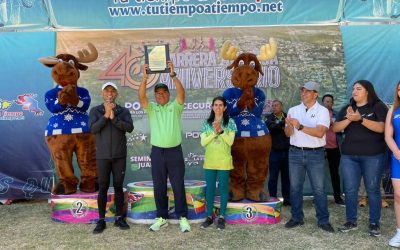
[50,188,127,224]
[215,197,282,224]
[49,181,282,225]
[127,180,206,224]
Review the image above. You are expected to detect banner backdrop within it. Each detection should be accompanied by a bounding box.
[343,0,400,23]
[1,1,398,199]
[0,0,343,30]
[5,1,400,31]
[341,24,400,103]
[0,0,52,30]
[57,26,346,193]
[0,31,55,199]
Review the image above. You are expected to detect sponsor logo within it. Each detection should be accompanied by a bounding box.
[128,193,143,207]
[22,177,52,198]
[14,93,44,116]
[130,155,151,170]
[184,102,211,110]
[124,101,146,117]
[0,99,12,110]
[0,177,13,194]
[183,102,212,119]
[185,131,201,139]
[0,93,44,121]
[99,46,159,90]
[1,177,52,198]
[0,98,23,120]
[185,152,204,166]
[0,98,22,120]
[109,1,284,18]
[127,133,148,146]
[123,101,212,119]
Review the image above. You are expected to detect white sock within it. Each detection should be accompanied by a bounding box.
[0,2,7,24]
[396,228,400,234]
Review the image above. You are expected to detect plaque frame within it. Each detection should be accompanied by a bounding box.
[144,44,171,74]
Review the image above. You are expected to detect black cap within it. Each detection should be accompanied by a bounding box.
[154,83,169,92]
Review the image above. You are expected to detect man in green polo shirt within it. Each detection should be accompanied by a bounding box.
[139,61,190,233]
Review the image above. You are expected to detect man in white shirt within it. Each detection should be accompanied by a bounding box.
[284,81,334,233]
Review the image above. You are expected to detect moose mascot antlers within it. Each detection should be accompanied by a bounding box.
[40,43,98,195]
[222,38,277,202]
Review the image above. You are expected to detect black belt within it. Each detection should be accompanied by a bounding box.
[290,145,323,151]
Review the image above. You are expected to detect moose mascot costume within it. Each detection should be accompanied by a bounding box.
[40,43,98,195]
[222,39,277,202]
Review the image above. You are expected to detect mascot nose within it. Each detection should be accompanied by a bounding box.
[53,67,65,76]
[239,71,251,79]
[54,63,74,76]
[237,70,256,83]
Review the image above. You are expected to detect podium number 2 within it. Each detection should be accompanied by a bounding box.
[70,200,88,218]
[75,201,83,214]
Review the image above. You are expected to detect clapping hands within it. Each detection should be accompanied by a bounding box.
[345,106,362,122]
[285,114,300,129]
[212,120,223,135]
[104,101,115,119]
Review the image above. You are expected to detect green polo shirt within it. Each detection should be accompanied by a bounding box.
[145,100,183,148]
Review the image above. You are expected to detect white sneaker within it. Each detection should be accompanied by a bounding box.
[389,231,400,248]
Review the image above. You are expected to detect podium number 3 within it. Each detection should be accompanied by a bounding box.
[245,207,254,219]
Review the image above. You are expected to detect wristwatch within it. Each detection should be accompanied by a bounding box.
[358,117,364,123]
[298,124,304,131]
[170,72,177,78]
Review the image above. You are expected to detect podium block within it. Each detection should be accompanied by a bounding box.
[50,188,127,224]
[127,180,206,224]
[214,197,282,224]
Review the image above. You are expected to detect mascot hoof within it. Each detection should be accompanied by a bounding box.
[79,182,98,193]
[229,192,245,202]
[246,197,260,202]
[229,197,244,202]
[258,191,270,202]
[52,182,77,195]
[79,188,95,193]
[246,190,270,202]
[51,183,66,195]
